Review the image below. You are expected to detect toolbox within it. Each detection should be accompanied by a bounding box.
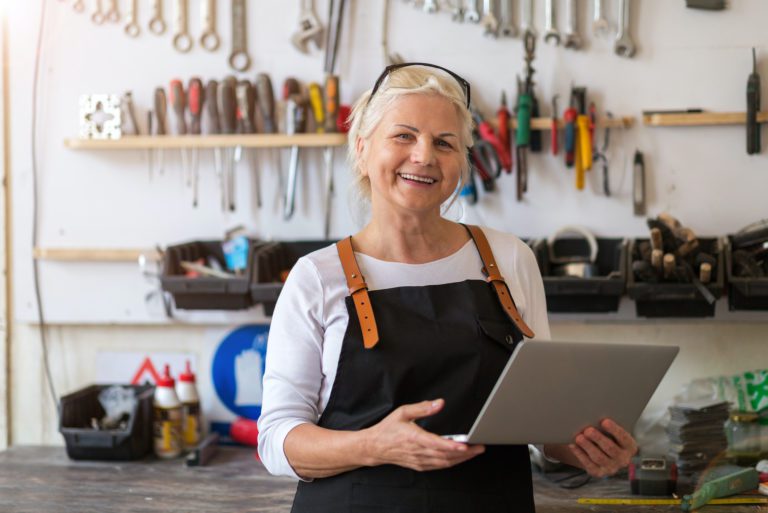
[726,236,768,311]
[59,384,154,461]
[161,239,255,310]
[627,237,724,318]
[533,237,627,313]
[250,240,333,315]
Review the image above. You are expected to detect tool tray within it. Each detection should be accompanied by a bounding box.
[726,236,768,310]
[250,240,334,315]
[627,237,724,317]
[161,240,254,310]
[533,238,627,313]
[59,384,154,461]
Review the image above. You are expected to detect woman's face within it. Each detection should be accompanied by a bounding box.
[359,93,465,217]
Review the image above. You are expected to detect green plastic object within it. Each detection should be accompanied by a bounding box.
[516,93,532,146]
[680,465,759,511]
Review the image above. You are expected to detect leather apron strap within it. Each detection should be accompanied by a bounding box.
[336,237,380,349]
[463,224,536,339]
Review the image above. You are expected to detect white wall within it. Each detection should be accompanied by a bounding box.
[3,1,768,444]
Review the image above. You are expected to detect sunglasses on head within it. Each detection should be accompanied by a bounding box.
[368,62,471,109]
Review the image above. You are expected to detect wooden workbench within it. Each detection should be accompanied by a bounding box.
[0,446,765,512]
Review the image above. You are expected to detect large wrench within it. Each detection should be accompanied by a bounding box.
[149,0,166,35]
[200,0,221,51]
[563,0,582,49]
[172,0,193,52]
[464,0,481,23]
[229,0,251,71]
[499,0,517,36]
[614,0,636,58]
[543,0,560,45]
[481,0,498,37]
[520,0,535,38]
[124,0,140,37]
[592,0,610,36]
[291,0,324,54]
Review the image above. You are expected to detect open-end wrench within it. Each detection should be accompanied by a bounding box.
[499,0,517,37]
[481,0,498,37]
[563,0,582,49]
[423,0,438,13]
[520,0,535,38]
[124,0,140,37]
[229,0,251,71]
[149,0,166,35]
[91,0,106,24]
[291,0,324,54]
[544,0,560,45]
[592,0,610,36]
[105,0,120,22]
[464,0,481,23]
[200,0,220,51]
[614,0,636,58]
[172,0,193,52]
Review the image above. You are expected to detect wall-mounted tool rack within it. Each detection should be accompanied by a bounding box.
[63,133,347,150]
[33,248,160,262]
[643,111,768,127]
[494,116,635,130]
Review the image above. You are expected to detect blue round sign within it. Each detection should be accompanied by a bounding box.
[211,324,270,420]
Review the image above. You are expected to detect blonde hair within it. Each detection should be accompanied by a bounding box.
[346,66,474,210]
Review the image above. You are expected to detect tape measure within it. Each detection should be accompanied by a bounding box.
[578,497,768,506]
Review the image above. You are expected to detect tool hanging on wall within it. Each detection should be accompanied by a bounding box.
[121,91,140,136]
[188,77,204,207]
[543,0,560,45]
[497,92,512,171]
[199,0,220,51]
[229,0,251,71]
[291,0,324,54]
[615,0,636,58]
[218,77,238,211]
[204,79,227,212]
[172,0,193,52]
[382,0,405,65]
[480,0,499,38]
[283,78,307,220]
[592,0,610,37]
[747,47,761,155]
[323,77,340,237]
[153,87,168,174]
[563,0,582,49]
[149,0,166,35]
[235,80,261,209]
[632,149,645,216]
[169,79,190,185]
[593,111,613,196]
[256,73,284,215]
[550,95,559,155]
[124,0,140,37]
[515,31,536,201]
[499,0,517,36]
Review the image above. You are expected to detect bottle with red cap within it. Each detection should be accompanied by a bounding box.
[176,360,201,451]
[153,364,182,458]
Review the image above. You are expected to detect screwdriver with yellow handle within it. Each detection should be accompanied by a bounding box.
[577,113,592,172]
[308,83,325,133]
[323,75,340,238]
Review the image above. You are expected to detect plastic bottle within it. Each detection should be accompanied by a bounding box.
[176,360,202,451]
[153,364,182,458]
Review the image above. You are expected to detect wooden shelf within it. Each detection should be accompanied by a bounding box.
[643,111,768,127]
[493,116,634,131]
[64,133,348,150]
[34,247,161,262]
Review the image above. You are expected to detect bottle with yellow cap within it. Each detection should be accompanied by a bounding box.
[153,364,182,458]
[176,360,202,451]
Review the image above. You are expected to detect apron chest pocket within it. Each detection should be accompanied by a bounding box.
[476,316,521,353]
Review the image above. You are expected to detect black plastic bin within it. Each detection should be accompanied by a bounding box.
[59,384,154,461]
[726,237,768,310]
[533,238,627,313]
[161,240,254,310]
[627,238,724,318]
[251,240,334,315]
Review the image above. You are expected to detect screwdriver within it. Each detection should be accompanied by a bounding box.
[188,77,204,207]
[170,79,189,183]
[218,76,238,211]
[323,75,339,134]
[317,79,336,238]
[550,95,559,156]
[236,79,261,208]
[747,47,761,155]
[515,77,532,202]
[497,91,512,173]
[283,78,305,220]
[563,102,577,167]
[256,73,282,212]
[205,79,226,212]
[153,87,168,175]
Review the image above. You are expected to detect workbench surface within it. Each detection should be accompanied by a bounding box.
[0,446,764,512]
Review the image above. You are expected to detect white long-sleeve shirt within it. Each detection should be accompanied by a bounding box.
[257,227,551,478]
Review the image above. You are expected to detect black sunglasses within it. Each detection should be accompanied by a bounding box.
[368,62,471,109]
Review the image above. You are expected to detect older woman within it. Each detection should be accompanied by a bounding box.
[258,64,637,513]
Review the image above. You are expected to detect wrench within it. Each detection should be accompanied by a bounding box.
[91,0,105,24]
[499,0,517,37]
[172,0,193,52]
[200,0,221,51]
[481,0,498,37]
[563,0,582,49]
[105,0,120,22]
[449,0,465,22]
[124,0,140,37]
[614,0,636,58]
[592,0,610,36]
[291,0,324,54]
[543,0,560,45]
[423,0,438,13]
[464,0,481,23]
[149,0,166,35]
[73,0,85,12]
[520,0,535,37]
[229,0,251,71]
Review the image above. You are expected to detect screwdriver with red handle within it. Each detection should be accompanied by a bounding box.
[497,92,512,173]
[188,77,204,207]
[153,87,168,175]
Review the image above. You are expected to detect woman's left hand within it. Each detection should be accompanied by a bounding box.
[568,418,638,478]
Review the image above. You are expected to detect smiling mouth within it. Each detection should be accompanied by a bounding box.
[398,173,437,185]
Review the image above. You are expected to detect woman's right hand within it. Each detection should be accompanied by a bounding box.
[362,398,485,472]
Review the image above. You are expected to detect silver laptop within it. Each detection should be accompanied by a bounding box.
[445,340,679,444]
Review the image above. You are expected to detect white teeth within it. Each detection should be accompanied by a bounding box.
[399,173,436,184]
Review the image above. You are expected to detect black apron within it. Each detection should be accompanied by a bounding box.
[291,229,535,513]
